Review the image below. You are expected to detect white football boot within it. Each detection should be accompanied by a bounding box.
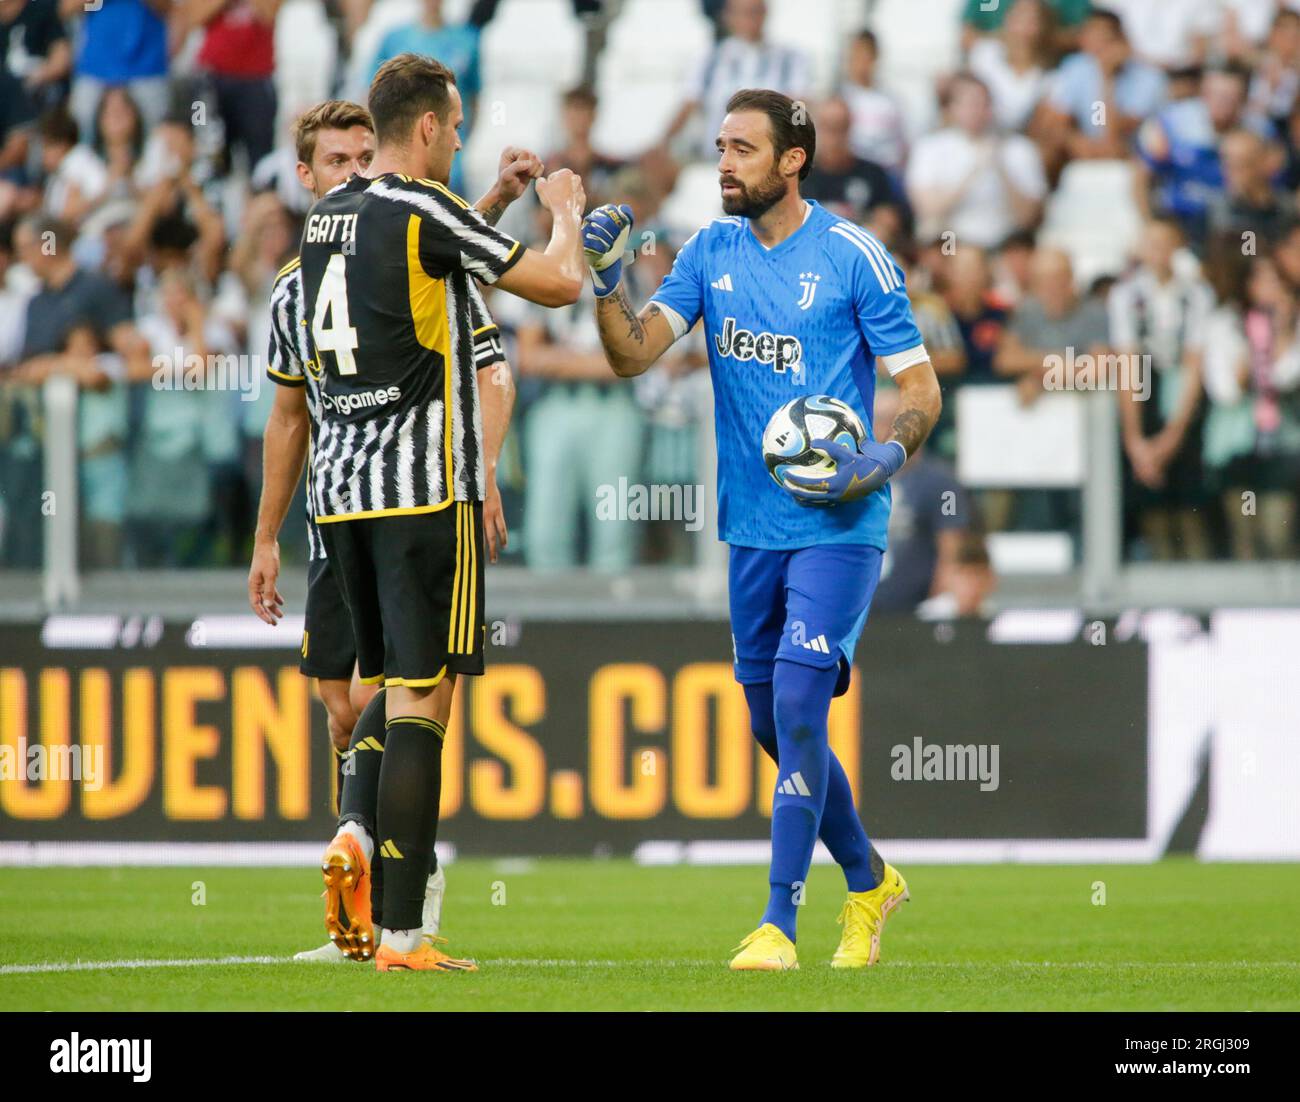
[422,864,447,938]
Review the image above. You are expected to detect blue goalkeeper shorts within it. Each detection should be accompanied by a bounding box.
[728,543,884,697]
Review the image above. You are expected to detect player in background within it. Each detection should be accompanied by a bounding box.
[583,89,941,970]
[298,54,585,972]
[247,100,532,962]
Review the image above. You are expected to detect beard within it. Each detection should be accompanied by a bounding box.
[720,165,787,218]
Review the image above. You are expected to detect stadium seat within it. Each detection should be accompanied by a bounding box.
[479,0,584,86]
[986,531,1075,575]
[871,0,964,138]
[659,162,725,242]
[767,0,863,97]
[274,0,339,127]
[342,0,421,103]
[1039,160,1143,288]
[460,0,585,194]
[591,0,714,159]
[462,80,563,197]
[955,385,1087,488]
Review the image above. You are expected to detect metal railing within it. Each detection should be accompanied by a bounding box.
[4,380,1300,618]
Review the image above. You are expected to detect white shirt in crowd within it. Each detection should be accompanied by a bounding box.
[840,82,908,172]
[967,38,1051,133]
[44,145,109,221]
[1103,0,1221,70]
[0,271,31,367]
[1107,268,1214,372]
[905,129,1047,249]
[1221,0,1300,48]
[685,37,811,159]
[1202,306,1250,407]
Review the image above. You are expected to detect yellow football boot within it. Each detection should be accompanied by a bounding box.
[320,832,374,962]
[831,863,910,969]
[729,922,799,971]
[375,935,479,972]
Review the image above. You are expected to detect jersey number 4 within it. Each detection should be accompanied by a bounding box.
[312,253,359,375]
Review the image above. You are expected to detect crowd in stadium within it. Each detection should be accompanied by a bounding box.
[1,0,1299,600]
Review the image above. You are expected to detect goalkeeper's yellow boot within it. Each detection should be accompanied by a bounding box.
[321,831,374,962]
[375,934,478,972]
[831,863,909,969]
[729,923,799,971]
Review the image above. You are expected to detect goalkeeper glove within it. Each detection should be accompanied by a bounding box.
[582,203,634,297]
[783,438,908,506]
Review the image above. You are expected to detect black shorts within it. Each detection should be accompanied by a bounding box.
[318,502,485,688]
[300,553,357,681]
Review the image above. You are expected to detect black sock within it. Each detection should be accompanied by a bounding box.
[331,748,346,817]
[338,689,388,925]
[338,688,387,834]
[377,715,444,933]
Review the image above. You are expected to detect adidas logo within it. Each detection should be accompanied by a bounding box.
[798,634,830,654]
[711,273,734,291]
[778,771,812,797]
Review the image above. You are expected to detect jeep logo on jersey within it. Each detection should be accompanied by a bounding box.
[714,317,803,374]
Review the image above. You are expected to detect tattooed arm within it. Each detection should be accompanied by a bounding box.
[475,147,544,227]
[887,359,943,456]
[593,285,681,378]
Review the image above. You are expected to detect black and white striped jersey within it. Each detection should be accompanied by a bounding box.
[296,172,522,524]
[267,232,507,557]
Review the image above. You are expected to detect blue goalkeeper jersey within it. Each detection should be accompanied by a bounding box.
[650,200,924,551]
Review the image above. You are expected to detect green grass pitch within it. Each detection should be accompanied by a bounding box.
[1,859,1297,1011]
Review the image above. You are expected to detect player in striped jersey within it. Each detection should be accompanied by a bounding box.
[300,54,585,972]
[248,99,533,964]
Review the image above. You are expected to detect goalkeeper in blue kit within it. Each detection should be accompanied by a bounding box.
[584,90,941,969]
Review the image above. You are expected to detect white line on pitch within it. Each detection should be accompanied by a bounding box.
[0,955,294,975]
[1,956,1296,977]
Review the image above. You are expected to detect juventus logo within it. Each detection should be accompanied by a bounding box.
[797,272,821,310]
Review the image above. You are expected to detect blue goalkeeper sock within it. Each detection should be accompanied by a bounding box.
[743,681,879,896]
[761,659,838,941]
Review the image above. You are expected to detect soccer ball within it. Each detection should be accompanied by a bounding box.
[762,395,867,491]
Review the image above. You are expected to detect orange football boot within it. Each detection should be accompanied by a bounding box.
[374,935,478,972]
[320,832,374,962]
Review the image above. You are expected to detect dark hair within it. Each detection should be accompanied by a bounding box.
[1087,8,1125,38]
[92,86,144,162]
[1203,232,1255,307]
[150,213,199,254]
[368,53,458,146]
[563,84,598,110]
[852,28,878,54]
[997,228,1037,253]
[293,99,374,166]
[64,315,106,352]
[724,88,816,181]
[38,106,79,148]
[18,212,73,247]
[1206,61,1253,89]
